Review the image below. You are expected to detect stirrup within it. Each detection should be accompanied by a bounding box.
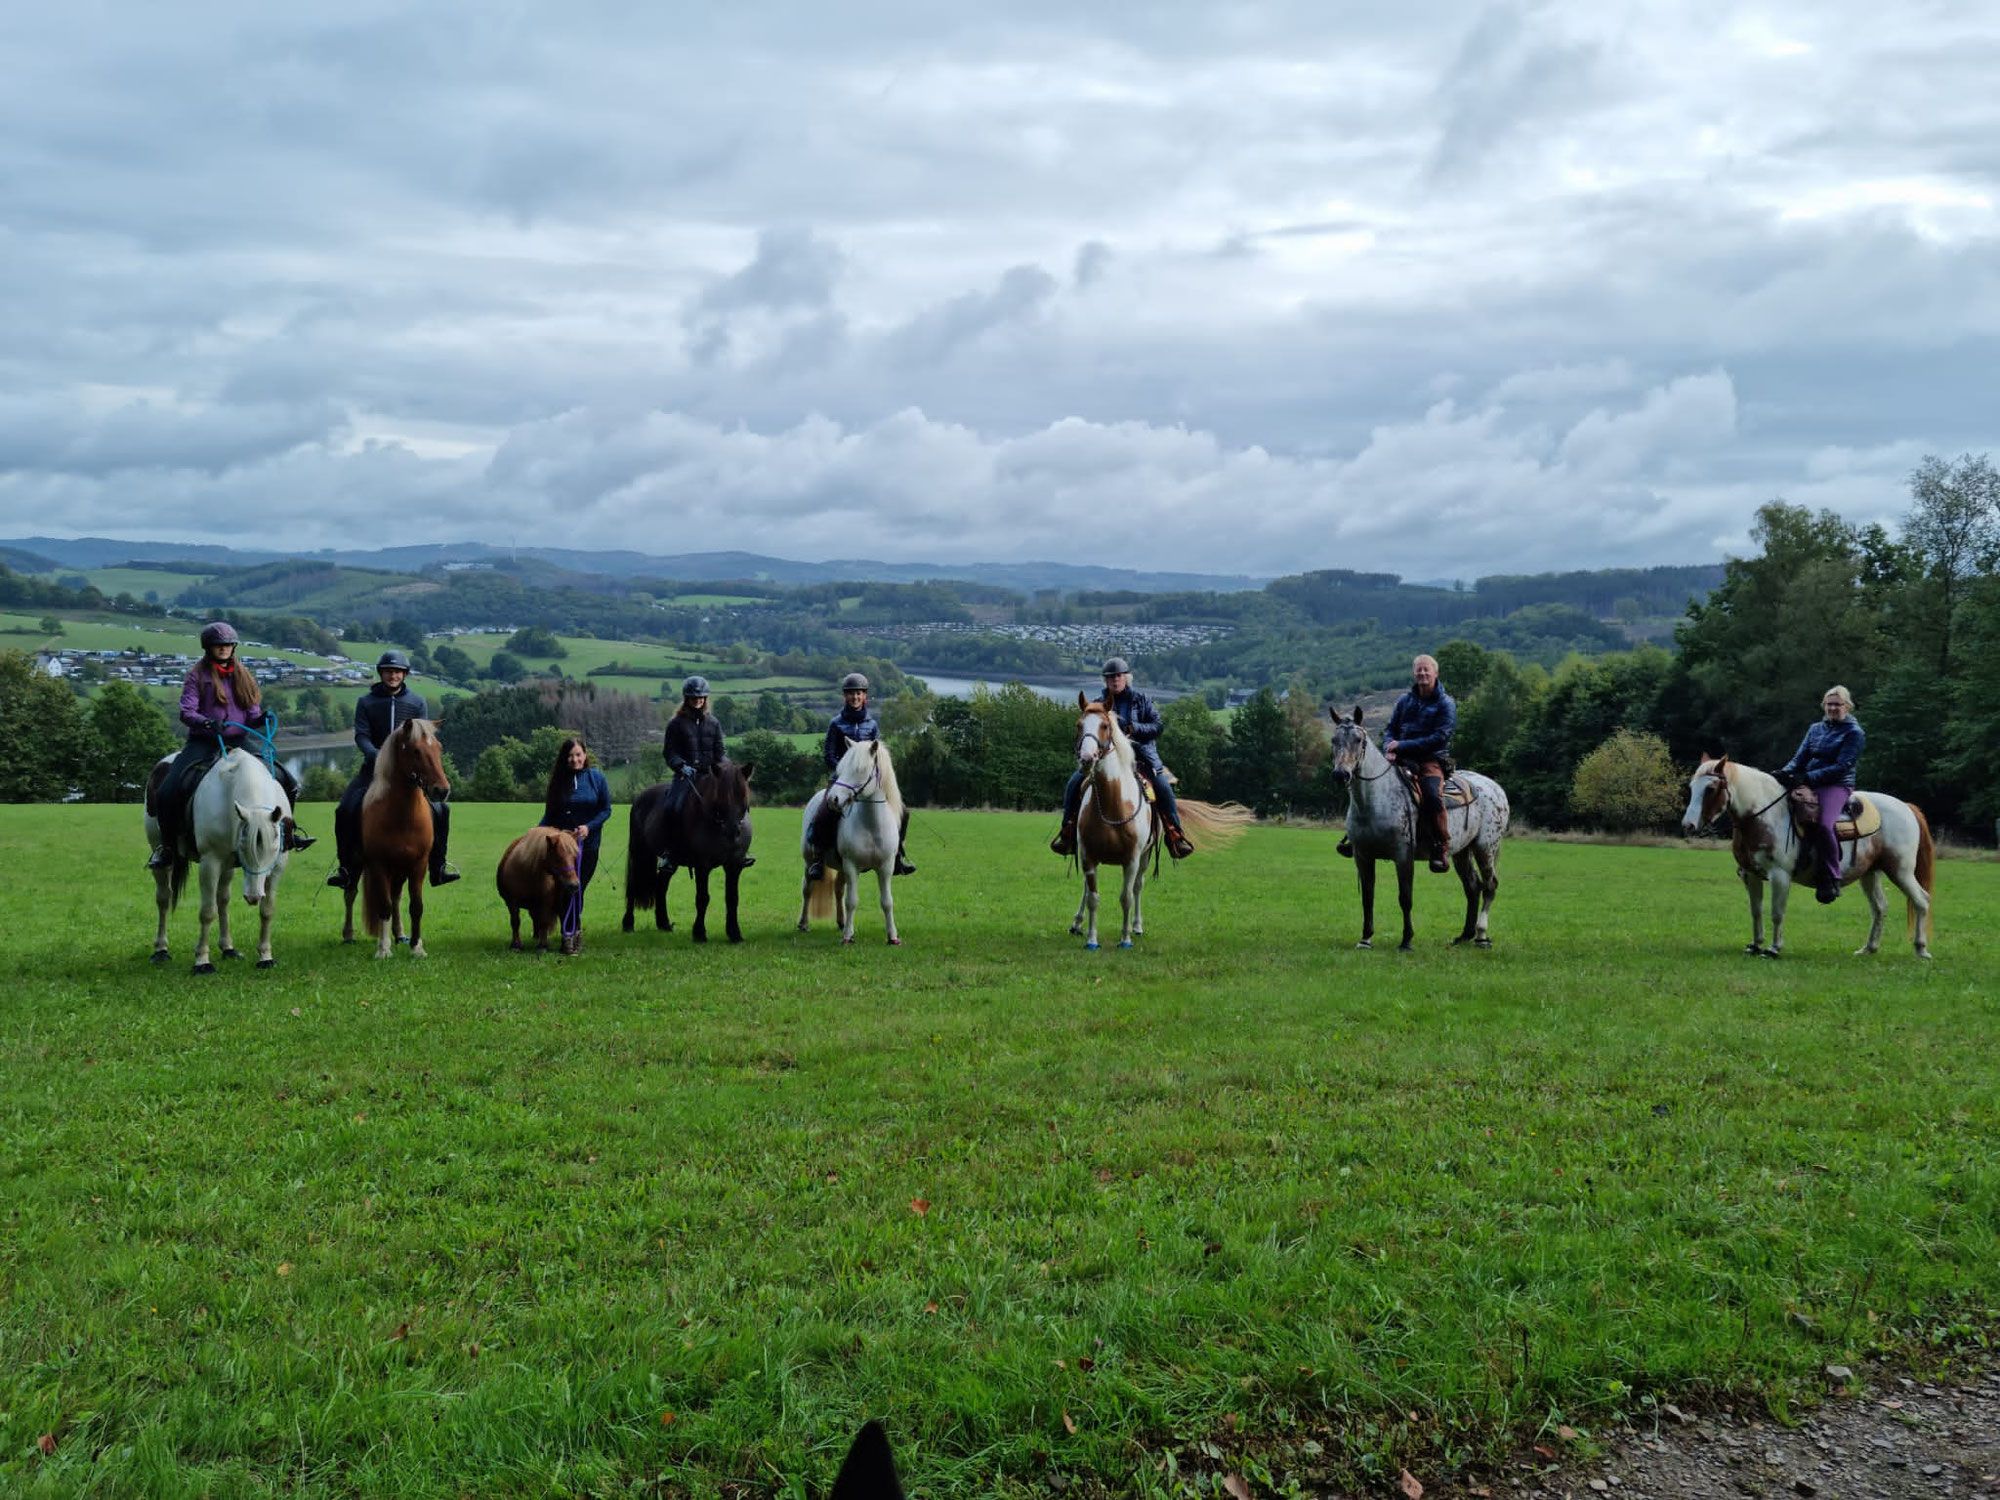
[805,859,825,881]
[1167,829,1194,859]
[147,847,171,870]
[894,855,916,876]
[430,866,462,886]
[325,866,351,889]
[286,828,317,852]
[1050,821,1077,856]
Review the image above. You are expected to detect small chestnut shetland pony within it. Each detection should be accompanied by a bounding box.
[496,827,581,951]
[342,718,451,957]
[1066,693,1252,949]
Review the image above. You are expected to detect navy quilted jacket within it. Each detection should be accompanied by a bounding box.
[1780,717,1864,789]
[1386,684,1456,760]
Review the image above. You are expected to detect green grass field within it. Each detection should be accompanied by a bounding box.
[2,807,1995,1497]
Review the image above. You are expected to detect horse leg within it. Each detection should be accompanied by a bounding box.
[692,866,711,943]
[656,867,672,932]
[1742,871,1766,954]
[193,857,221,974]
[510,904,524,951]
[1069,874,1088,936]
[152,865,172,962]
[1356,855,1377,949]
[878,866,898,946]
[371,867,396,958]
[797,864,813,934]
[1395,858,1416,952]
[724,863,744,944]
[1768,871,1792,956]
[408,869,426,958]
[1882,852,1933,959]
[254,877,277,968]
[1117,855,1139,948]
[217,895,239,961]
[1450,848,1480,944]
[1856,867,1887,955]
[342,882,357,944]
[1473,841,1498,947]
[1083,863,1101,950]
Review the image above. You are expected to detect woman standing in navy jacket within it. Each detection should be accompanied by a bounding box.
[540,737,613,912]
[1777,684,1865,904]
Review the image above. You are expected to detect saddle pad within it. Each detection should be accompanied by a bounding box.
[1397,767,1475,808]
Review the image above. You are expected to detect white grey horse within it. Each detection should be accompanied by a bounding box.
[1325,706,1510,950]
[797,736,904,945]
[143,745,291,973]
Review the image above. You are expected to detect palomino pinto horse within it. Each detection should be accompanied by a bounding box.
[1681,755,1934,958]
[1326,706,1510,951]
[344,718,450,957]
[624,761,755,943]
[1066,694,1251,950]
[144,745,292,973]
[798,736,905,945]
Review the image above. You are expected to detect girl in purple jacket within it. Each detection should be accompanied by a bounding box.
[148,622,315,866]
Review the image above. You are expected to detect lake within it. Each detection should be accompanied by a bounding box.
[908,672,1187,704]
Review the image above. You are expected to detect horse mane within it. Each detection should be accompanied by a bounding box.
[368,718,437,800]
[1083,699,1136,773]
[501,826,573,884]
[837,737,903,821]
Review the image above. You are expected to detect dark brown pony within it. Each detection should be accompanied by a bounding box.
[497,826,581,951]
[343,718,451,957]
[623,761,755,942]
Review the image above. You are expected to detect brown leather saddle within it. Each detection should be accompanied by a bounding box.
[1395,766,1474,810]
[1787,789,1879,843]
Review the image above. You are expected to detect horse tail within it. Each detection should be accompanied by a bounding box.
[625,794,662,911]
[362,863,390,933]
[1175,799,1256,850]
[1909,802,1936,940]
[167,854,190,909]
[806,867,838,921]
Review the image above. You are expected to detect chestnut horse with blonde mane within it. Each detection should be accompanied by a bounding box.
[1681,754,1934,958]
[1066,693,1252,949]
[342,717,451,957]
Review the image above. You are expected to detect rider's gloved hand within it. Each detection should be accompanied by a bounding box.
[678,765,695,779]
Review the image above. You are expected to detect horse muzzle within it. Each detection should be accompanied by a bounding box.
[1330,767,1352,787]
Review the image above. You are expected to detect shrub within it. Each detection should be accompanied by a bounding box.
[1569,730,1683,831]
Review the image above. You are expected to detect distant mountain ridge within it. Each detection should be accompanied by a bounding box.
[1,537,1266,595]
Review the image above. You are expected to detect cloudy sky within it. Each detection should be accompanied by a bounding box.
[2,1,1995,578]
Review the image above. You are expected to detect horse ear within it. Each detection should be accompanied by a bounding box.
[269,807,284,824]
[1353,705,1363,725]
[1078,692,1089,710]
[740,763,755,782]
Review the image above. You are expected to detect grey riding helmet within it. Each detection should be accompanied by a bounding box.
[199,621,240,649]
[1101,656,1130,676]
[682,675,711,698]
[841,672,869,692]
[377,649,413,672]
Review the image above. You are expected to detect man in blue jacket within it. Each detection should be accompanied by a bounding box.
[325,650,460,890]
[1383,653,1456,873]
[805,672,916,880]
[1051,658,1194,859]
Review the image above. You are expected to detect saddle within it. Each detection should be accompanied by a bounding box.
[146,754,221,858]
[1394,765,1474,810]
[1787,788,1880,842]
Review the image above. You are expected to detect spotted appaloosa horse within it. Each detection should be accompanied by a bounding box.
[1681,754,1934,958]
[1325,705,1510,951]
[344,717,451,957]
[1065,693,1251,950]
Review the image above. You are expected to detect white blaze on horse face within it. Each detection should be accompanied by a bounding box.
[1681,766,1721,835]
[1077,709,1107,763]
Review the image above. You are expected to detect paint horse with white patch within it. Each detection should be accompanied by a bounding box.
[1065,693,1251,950]
[143,745,292,973]
[1681,755,1934,958]
[1325,706,1510,951]
[798,736,906,945]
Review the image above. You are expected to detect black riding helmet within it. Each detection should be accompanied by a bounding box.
[841,672,869,692]
[1101,656,1130,677]
[377,649,413,672]
[199,621,240,650]
[682,675,711,699]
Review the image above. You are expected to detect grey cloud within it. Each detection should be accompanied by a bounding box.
[883,264,1060,365]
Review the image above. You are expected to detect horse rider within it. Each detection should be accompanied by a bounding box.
[657,675,753,876]
[1379,653,1456,873]
[1050,657,1195,860]
[149,621,316,866]
[324,649,460,890]
[804,672,916,881]
[1775,684,1864,904]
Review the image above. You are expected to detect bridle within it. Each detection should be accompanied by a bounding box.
[1329,723,1395,784]
[829,753,886,815]
[1075,706,1143,826]
[234,804,284,878]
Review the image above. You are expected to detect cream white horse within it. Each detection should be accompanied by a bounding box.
[1681,755,1934,958]
[1066,693,1251,949]
[143,745,292,973]
[798,736,905,945]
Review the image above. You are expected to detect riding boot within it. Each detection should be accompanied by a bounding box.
[326,865,353,890]
[147,844,173,870]
[1336,834,1353,858]
[657,853,678,878]
[428,798,460,884]
[285,824,317,852]
[893,809,915,875]
[1050,820,1077,857]
[1164,818,1195,859]
[805,857,825,881]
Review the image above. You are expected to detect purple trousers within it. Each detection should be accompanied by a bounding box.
[1811,785,1852,888]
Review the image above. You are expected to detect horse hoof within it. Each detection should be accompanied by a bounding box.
[841,936,855,945]
[1068,923,1084,937]
[1759,948,1780,960]
[220,948,243,960]
[1398,943,1414,953]
[510,940,523,951]
[887,937,901,946]
[150,950,170,964]
[1118,940,1133,949]
[256,958,276,970]
[191,963,216,976]
[796,921,809,933]
[1473,937,1492,949]
[342,936,356,945]
[1085,941,1100,951]
[1355,939,1372,950]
